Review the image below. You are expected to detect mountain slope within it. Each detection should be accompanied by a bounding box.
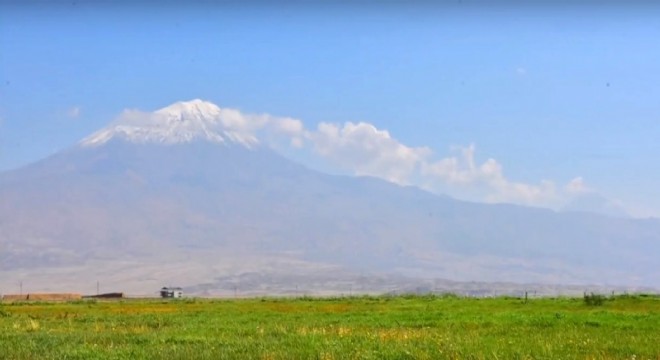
[1,100,658,293]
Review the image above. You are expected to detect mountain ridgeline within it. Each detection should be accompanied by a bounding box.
[1,100,658,292]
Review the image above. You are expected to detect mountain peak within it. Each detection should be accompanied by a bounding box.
[154,99,222,121]
[80,99,259,148]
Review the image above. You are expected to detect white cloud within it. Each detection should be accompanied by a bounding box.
[421,144,482,185]
[289,137,304,149]
[308,121,431,184]
[67,106,81,119]
[114,109,151,125]
[419,144,559,206]
[565,176,592,194]
[218,108,270,133]
[269,117,306,148]
[273,117,304,136]
[175,104,588,209]
[516,67,527,76]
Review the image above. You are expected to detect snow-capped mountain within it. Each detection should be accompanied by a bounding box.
[1,99,659,294]
[80,99,260,148]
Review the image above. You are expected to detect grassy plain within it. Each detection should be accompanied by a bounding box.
[1,294,658,359]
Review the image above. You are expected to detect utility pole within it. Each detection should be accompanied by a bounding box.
[97,281,100,295]
[19,281,23,296]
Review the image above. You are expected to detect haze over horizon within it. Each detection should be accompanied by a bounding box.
[2,1,660,219]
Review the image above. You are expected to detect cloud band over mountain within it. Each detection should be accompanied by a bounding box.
[88,99,600,212]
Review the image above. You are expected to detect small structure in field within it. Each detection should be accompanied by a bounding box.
[160,287,183,298]
[84,292,124,299]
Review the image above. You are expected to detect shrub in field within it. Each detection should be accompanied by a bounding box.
[583,292,607,306]
[438,292,460,299]
[0,304,8,317]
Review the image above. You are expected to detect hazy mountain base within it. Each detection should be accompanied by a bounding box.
[1,126,659,291]
[1,250,654,298]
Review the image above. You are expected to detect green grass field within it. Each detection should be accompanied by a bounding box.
[1,294,658,359]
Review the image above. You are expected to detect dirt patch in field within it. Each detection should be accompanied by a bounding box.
[27,293,82,301]
[319,303,355,313]
[2,293,82,302]
[265,303,300,313]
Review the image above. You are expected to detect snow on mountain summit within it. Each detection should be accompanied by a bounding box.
[154,99,223,121]
[80,99,260,148]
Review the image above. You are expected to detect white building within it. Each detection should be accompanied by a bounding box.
[160,287,183,298]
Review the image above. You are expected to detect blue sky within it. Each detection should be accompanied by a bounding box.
[2,2,660,217]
